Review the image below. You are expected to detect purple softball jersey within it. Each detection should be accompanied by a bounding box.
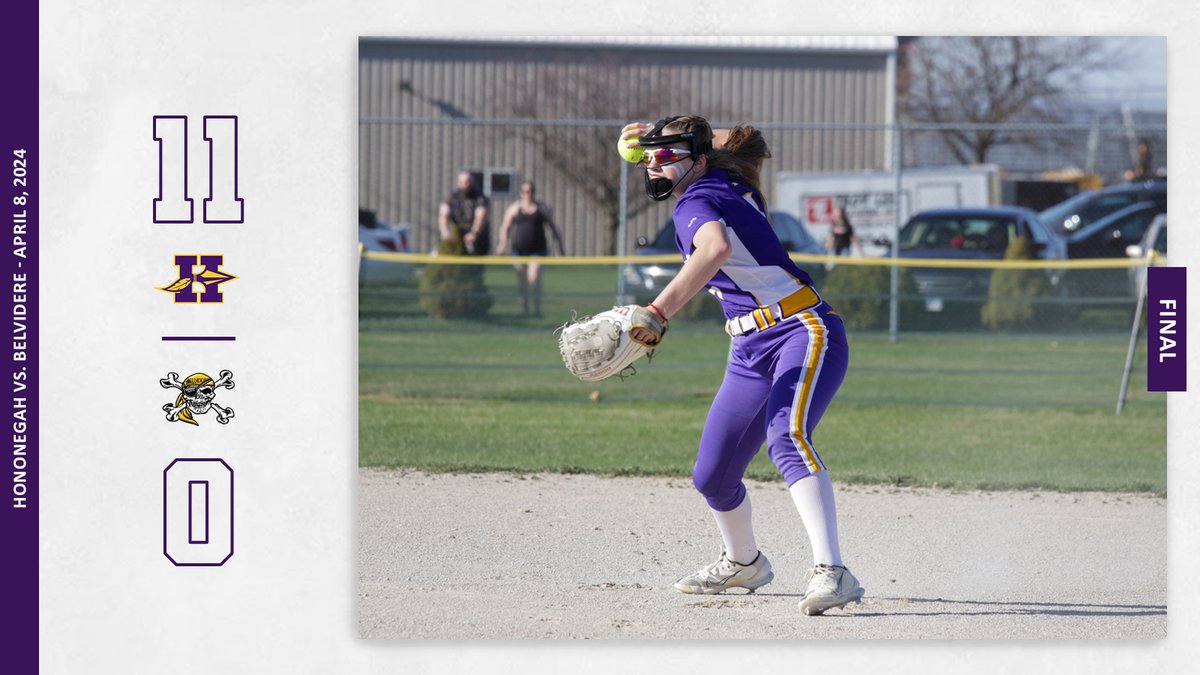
[672,169,848,511]
[672,168,815,318]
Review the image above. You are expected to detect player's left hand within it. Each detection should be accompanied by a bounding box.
[557,304,663,381]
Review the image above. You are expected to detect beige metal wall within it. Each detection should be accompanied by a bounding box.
[360,38,893,256]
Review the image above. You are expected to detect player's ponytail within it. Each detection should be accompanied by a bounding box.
[709,125,771,194]
[661,116,772,195]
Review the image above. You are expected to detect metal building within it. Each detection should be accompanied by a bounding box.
[359,36,897,256]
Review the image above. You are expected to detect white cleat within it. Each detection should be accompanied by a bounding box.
[674,552,774,595]
[798,564,865,615]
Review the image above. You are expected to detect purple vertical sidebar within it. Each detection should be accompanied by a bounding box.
[1,0,37,673]
[1147,267,1187,392]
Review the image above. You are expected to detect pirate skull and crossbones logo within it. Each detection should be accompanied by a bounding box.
[160,370,235,425]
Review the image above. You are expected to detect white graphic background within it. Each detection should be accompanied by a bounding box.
[37,1,1198,673]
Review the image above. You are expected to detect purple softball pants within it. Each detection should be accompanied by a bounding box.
[692,302,848,511]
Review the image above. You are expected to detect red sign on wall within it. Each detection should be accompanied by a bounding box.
[805,196,835,225]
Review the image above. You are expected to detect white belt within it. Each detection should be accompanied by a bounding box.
[725,286,821,337]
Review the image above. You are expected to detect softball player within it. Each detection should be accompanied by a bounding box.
[623,116,864,615]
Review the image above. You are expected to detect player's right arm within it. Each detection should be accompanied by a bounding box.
[651,220,731,317]
[629,220,730,345]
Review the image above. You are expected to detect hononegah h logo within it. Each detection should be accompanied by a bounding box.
[159,254,237,303]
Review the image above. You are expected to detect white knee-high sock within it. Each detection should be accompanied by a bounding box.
[710,496,758,565]
[788,471,844,567]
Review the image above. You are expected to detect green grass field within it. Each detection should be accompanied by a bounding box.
[359,264,1166,494]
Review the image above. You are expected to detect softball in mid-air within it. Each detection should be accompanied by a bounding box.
[616,136,643,163]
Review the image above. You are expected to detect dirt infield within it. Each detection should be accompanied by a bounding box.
[357,469,1166,640]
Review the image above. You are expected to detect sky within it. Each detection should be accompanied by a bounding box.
[1078,36,1168,110]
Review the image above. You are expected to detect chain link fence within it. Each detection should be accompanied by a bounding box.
[360,117,1166,257]
[360,115,1166,341]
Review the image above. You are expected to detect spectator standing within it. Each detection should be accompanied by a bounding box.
[1123,138,1154,182]
[497,181,566,316]
[439,171,491,255]
[825,206,863,257]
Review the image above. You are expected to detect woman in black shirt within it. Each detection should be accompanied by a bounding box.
[497,181,565,316]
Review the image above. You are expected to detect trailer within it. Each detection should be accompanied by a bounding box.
[775,165,1002,254]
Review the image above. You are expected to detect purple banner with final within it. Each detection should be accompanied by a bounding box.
[1147,267,1186,392]
[1,0,38,673]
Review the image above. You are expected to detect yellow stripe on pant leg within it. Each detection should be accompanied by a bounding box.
[789,311,827,474]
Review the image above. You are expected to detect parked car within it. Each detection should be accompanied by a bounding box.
[1125,213,1168,261]
[623,210,826,303]
[893,206,1065,312]
[1060,201,1165,300]
[1064,201,1165,259]
[1038,178,1166,237]
[358,208,415,285]
[1124,213,1168,297]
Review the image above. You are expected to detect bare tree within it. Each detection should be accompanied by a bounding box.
[901,37,1129,164]
[505,58,684,254]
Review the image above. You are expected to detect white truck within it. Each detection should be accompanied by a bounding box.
[774,165,1002,255]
